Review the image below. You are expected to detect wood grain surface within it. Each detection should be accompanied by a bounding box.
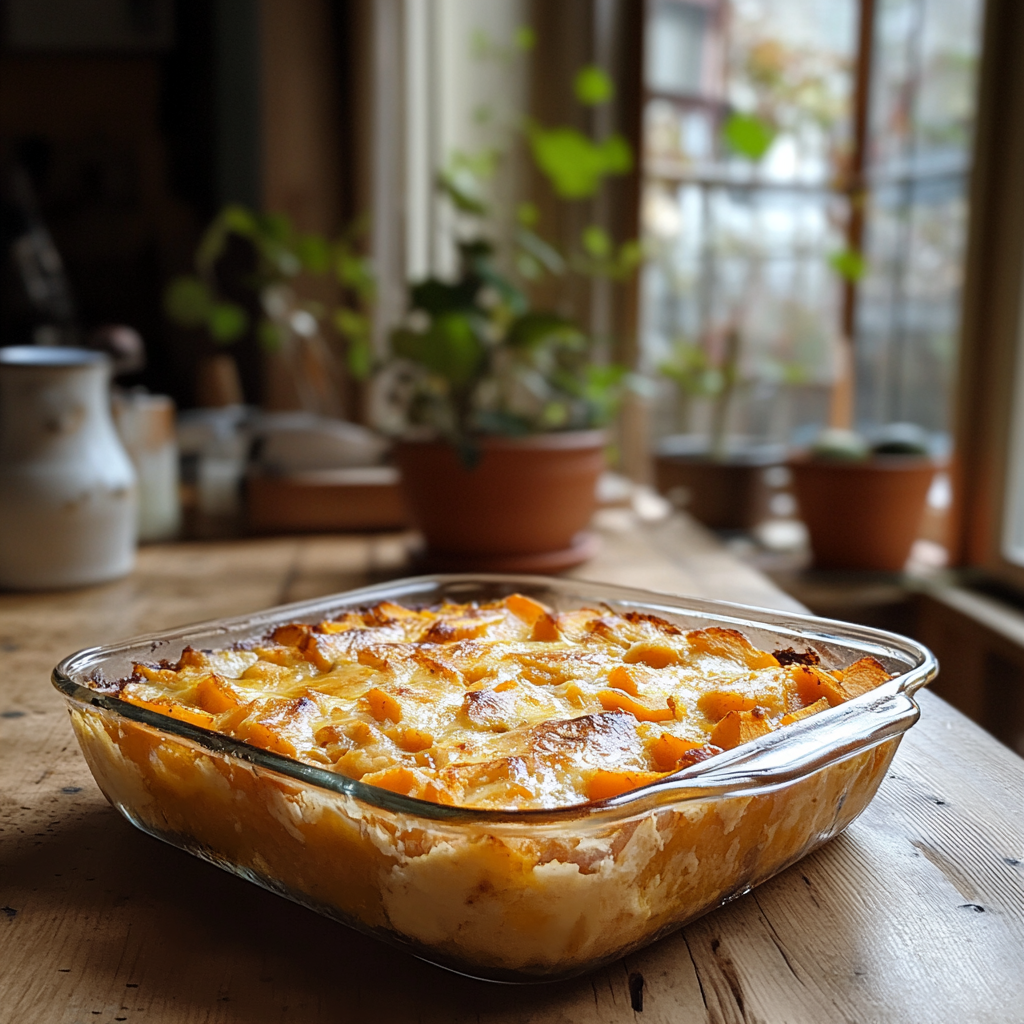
[1,511,1021,1024]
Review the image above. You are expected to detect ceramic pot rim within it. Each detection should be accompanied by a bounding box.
[0,346,109,369]
[788,452,938,471]
[397,429,607,452]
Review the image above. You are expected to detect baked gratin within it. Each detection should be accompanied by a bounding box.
[62,582,930,980]
[108,594,891,810]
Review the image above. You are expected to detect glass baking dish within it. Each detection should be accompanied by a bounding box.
[52,574,936,983]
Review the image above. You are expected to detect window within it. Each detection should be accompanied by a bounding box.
[640,0,985,452]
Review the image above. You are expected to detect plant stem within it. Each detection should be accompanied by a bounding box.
[710,326,741,461]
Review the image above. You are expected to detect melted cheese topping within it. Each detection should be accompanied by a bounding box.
[115,595,890,810]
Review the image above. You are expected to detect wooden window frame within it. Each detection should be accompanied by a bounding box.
[948,0,1024,583]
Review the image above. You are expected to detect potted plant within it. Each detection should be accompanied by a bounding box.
[650,38,853,531]
[384,240,624,571]
[164,207,375,413]
[378,49,640,571]
[789,426,937,572]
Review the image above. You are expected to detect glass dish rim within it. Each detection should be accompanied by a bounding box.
[52,572,937,827]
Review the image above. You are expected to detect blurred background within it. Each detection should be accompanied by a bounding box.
[5,0,1024,751]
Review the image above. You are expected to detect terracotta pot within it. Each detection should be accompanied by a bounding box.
[654,440,783,530]
[393,431,606,572]
[789,455,936,571]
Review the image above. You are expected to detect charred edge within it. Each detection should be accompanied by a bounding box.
[88,670,126,695]
[622,610,683,635]
[628,972,645,1012]
[773,647,821,667]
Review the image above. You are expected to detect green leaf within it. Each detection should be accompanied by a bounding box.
[164,277,213,327]
[438,168,489,215]
[506,311,584,350]
[296,234,331,274]
[346,337,373,380]
[392,313,483,387]
[539,402,569,428]
[258,212,292,245]
[618,239,644,271]
[657,341,728,396]
[516,201,539,227]
[723,112,776,162]
[828,248,867,282]
[410,277,478,315]
[208,303,249,343]
[602,134,633,174]
[334,308,368,339]
[582,225,612,258]
[221,205,259,236]
[574,65,614,105]
[516,227,565,274]
[528,127,633,199]
[514,25,536,51]
[257,319,286,351]
[335,249,375,297]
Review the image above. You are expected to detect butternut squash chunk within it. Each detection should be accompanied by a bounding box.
[710,707,773,750]
[586,769,668,802]
[597,689,675,723]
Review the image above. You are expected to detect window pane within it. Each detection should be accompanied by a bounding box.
[642,0,986,455]
[854,0,983,434]
[641,0,857,449]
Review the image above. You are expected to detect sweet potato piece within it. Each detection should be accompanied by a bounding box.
[505,593,550,626]
[421,613,505,643]
[840,656,891,698]
[607,664,640,696]
[686,627,779,669]
[697,690,759,722]
[392,727,434,752]
[564,682,589,708]
[532,613,562,642]
[131,663,180,686]
[780,697,830,726]
[586,769,668,802]
[363,687,402,723]
[271,622,311,647]
[362,766,418,795]
[791,665,850,708]
[193,673,242,714]
[709,707,773,750]
[649,732,702,771]
[242,722,297,756]
[623,641,681,669]
[123,694,216,730]
[597,689,675,722]
[176,646,209,670]
[235,696,320,757]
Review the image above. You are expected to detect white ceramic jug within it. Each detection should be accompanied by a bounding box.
[0,347,137,589]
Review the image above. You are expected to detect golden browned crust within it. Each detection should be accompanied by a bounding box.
[108,594,890,810]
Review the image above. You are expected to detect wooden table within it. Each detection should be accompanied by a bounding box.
[1,508,1022,1024]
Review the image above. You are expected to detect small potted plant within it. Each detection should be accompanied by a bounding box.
[377,50,640,571]
[788,425,937,571]
[383,238,629,571]
[650,40,854,531]
[651,112,790,531]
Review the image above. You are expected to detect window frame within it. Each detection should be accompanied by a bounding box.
[947,0,1024,582]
